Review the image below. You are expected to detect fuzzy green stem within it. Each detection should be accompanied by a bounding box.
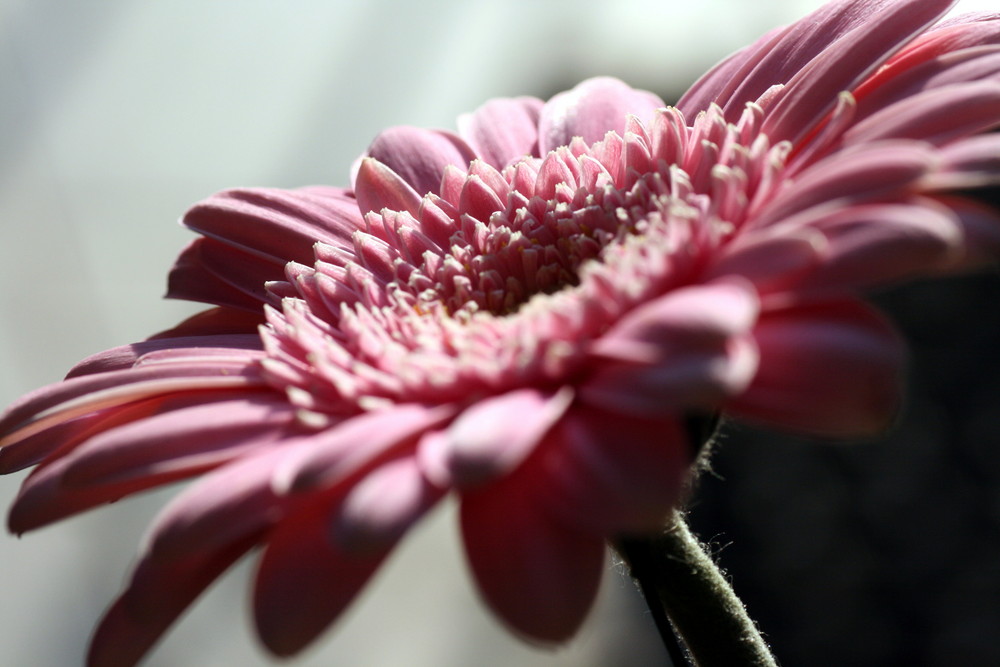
[615,512,777,667]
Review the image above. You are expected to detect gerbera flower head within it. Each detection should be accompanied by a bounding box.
[4,0,1000,664]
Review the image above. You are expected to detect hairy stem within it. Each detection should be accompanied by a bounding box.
[615,512,777,667]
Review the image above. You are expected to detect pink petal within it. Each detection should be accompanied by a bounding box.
[88,534,260,667]
[761,0,955,143]
[856,14,1000,102]
[760,141,933,227]
[6,392,291,532]
[353,157,423,217]
[535,406,690,535]
[418,387,573,489]
[537,77,664,154]
[582,280,760,415]
[930,134,1000,190]
[181,187,362,264]
[676,22,791,120]
[166,239,271,311]
[457,96,544,168]
[142,445,301,563]
[0,361,265,449]
[935,194,1000,268]
[0,412,110,474]
[59,394,296,489]
[0,375,256,474]
[460,470,605,642]
[167,237,285,308]
[332,455,444,555]
[704,227,825,294]
[853,49,1000,125]
[146,307,265,340]
[841,81,1000,147]
[726,299,905,437]
[359,126,478,197]
[253,503,387,656]
[792,200,962,292]
[66,335,262,378]
[273,403,454,494]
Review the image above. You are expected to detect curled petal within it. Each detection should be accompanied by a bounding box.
[457,96,544,168]
[167,239,276,311]
[353,157,423,217]
[142,446,297,563]
[727,299,905,437]
[359,126,478,197]
[538,77,664,154]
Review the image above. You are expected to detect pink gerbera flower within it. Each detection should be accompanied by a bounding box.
[4,0,1000,664]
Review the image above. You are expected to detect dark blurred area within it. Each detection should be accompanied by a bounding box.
[687,269,1000,666]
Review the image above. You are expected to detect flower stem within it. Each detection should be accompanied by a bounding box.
[615,512,777,667]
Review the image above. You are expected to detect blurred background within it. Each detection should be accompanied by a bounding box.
[1,1,998,665]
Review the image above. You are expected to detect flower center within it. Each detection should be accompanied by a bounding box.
[260,104,789,420]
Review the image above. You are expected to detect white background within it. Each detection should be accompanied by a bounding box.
[0,1,994,665]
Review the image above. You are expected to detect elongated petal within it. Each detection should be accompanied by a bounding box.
[253,502,388,657]
[935,194,1000,267]
[0,362,265,449]
[460,470,605,642]
[169,236,286,308]
[273,404,453,494]
[535,406,690,534]
[761,0,956,143]
[418,387,573,489]
[704,227,825,293]
[88,534,260,667]
[142,445,301,563]
[538,77,664,154]
[758,141,933,226]
[791,200,962,291]
[583,280,760,414]
[0,381,258,474]
[333,455,443,555]
[929,134,1000,189]
[66,335,262,378]
[6,393,289,533]
[167,239,273,311]
[182,187,362,264]
[727,299,905,437]
[59,395,296,488]
[841,81,1000,146]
